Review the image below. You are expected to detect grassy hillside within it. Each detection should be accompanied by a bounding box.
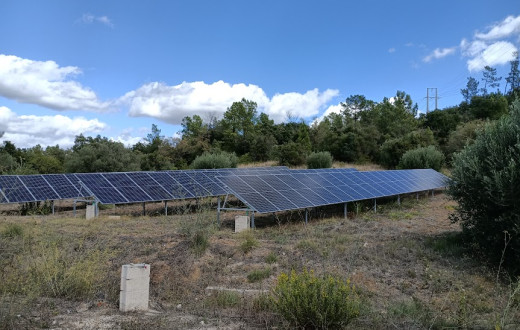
[1,194,519,329]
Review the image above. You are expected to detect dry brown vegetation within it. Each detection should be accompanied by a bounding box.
[1,193,519,329]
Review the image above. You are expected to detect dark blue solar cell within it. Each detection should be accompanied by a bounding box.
[259,175,292,191]
[150,172,193,199]
[170,172,209,197]
[216,175,254,195]
[241,176,274,193]
[291,174,322,189]
[312,187,344,204]
[0,176,35,203]
[325,186,354,202]
[277,175,308,189]
[239,192,278,213]
[316,173,338,187]
[89,187,128,204]
[295,188,328,206]
[76,173,112,187]
[277,189,313,208]
[261,190,298,211]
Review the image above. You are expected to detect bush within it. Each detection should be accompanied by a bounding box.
[190,150,238,169]
[448,99,520,273]
[271,269,360,329]
[1,223,24,238]
[275,142,307,167]
[379,129,435,168]
[306,151,333,169]
[398,145,444,171]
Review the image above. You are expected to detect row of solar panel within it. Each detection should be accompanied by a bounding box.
[0,166,357,204]
[216,169,448,213]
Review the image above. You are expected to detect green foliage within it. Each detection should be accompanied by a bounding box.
[306,151,332,169]
[265,252,278,264]
[379,129,435,168]
[398,145,444,171]
[207,291,240,308]
[444,119,485,160]
[468,94,508,120]
[276,142,307,166]
[239,231,259,254]
[178,205,216,257]
[65,135,141,173]
[1,223,24,238]
[272,269,360,329]
[448,99,520,272]
[190,150,238,169]
[247,268,271,283]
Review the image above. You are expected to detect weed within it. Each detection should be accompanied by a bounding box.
[271,269,360,329]
[1,223,24,238]
[239,231,258,254]
[206,290,240,308]
[247,268,271,283]
[265,252,278,264]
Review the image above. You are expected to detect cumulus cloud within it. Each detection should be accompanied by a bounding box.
[475,15,520,40]
[312,104,343,124]
[78,13,114,27]
[0,54,111,112]
[423,47,456,62]
[121,80,338,124]
[461,15,520,71]
[466,41,518,71]
[0,106,107,148]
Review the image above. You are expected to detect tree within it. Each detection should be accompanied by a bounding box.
[505,51,520,94]
[448,99,520,272]
[460,77,479,103]
[65,135,141,173]
[133,125,174,170]
[218,98,258,155]
[480,65,501,95]
[468,94,508,120]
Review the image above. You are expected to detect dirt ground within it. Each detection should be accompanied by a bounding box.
[1,192,519,329]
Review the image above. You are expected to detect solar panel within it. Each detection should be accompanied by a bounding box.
[0,176,35,203]
[216,169,449,213]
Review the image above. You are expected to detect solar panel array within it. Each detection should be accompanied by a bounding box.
[216,169,448,213]
[0,167,290,204]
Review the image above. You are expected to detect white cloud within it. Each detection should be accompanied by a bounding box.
[423,47,456,62]
[78,13,114,27]
[313,104,343,124]
[467,41,518,71]
[388,47,396,53]
[475,15,520,40]
[0,54,111,112]
[0,106,107,148]
[121,80,338,124]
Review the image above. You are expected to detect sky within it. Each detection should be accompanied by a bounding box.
[0,0,519,148]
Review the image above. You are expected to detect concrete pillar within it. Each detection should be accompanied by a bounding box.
[86,204,95,220]
[120,264,150,312]
[235,215,250,233]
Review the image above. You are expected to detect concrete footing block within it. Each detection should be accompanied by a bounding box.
[86,205,95,220]
[120,263,150,312]
[235,215,250,233]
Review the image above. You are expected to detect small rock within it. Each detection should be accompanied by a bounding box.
[176,303,182,310]
[200,320,205,326]
[76,302,89,313]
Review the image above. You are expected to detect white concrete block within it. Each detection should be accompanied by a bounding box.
[120,264,150,312]
[235,215,250,233]
[86,205,95,220]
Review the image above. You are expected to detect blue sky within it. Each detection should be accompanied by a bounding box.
[0,0,519,148]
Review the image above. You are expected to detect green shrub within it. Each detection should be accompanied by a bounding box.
[239,231,258,254]
[275,142,307,166]
[190,150,238,169]
[247,268,271,283]
[306,151,333,169]
[379,128,435,168]
[265,252,278,264]
[271,269,360,329]
[448,99,520,273]
[398,145,444,171]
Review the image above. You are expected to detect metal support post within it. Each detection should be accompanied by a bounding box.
[416,192,419,201]
[142,202,146,216]
[51,200,55,215]
[251,211,255,229]
[305,209,308,224]
[164,201,168,215]
[397,194,401,206]
[95,202,99,217]
[217,196,221,226]
[73,201,76,217]
[344,203,347,219]
[374,199,377,213]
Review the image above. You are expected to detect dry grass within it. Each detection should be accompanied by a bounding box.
[1,193,519,329]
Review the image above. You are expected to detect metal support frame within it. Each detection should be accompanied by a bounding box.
[305,209,309,224]
[142,202,146,216]
[344,203,347,219]
[373,199,377,213]
[397,194,401,206]
[164,201,168,215]
[51,200,55,215]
